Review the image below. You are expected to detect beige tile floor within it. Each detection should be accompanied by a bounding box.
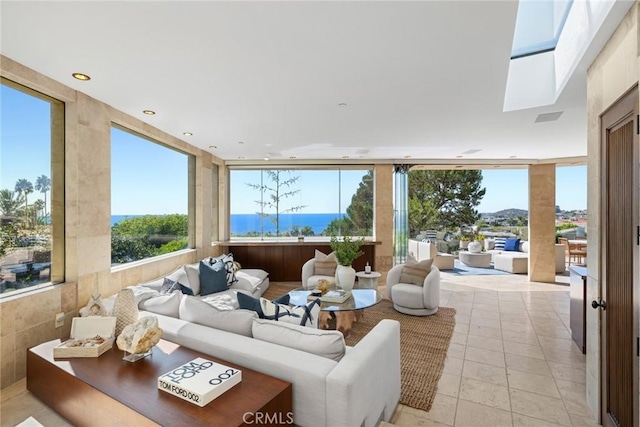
[391,272,600,427]
[1,273,599,427]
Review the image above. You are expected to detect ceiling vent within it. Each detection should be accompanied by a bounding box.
[462,149,482,155]
[535,111,563,123]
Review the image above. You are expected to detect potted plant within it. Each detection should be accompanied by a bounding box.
[459,235,470,249]
[330,235,365,291]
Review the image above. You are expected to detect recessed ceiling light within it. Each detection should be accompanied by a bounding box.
[238,141,244,144]
[238,156,245,160]
[509,155,517,159]
[143,110,155,115]
[289,156,297,159]
[183,132,193,136]
[404,155,412,159]
[264,157,270,161]
[338,103,348,107]
[456,155,463,158]
[342,155,349,159]
[208,145,217,149]
[72,72,90,81]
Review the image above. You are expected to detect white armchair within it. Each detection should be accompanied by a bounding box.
[301,258,337,290]
[386,264,440,316]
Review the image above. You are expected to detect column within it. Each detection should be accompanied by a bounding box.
[374,165,394,281]
[528,164,556,283]
[393,165,410,264]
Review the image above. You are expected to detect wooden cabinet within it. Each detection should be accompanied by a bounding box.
[222,242,378,282]
[570,266,588,354]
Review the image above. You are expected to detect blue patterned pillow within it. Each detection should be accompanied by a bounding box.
[208,254,238,285]
[494,237,506,250]
[160,278,194,295]
[238,293,320,328]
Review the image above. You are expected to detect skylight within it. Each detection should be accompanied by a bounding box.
[511,0,573,59]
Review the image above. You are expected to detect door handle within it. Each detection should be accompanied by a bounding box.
[591,299,606,310]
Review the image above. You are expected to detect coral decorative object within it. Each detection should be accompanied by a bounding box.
[117,316,162,361]
[112,289,138,337]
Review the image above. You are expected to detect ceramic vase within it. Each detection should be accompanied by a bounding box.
[468,241,482,253]
[336,265,356,291]
[112,288,138,337]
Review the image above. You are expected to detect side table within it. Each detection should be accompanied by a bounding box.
[355,271,381,289]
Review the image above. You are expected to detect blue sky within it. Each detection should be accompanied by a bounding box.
[2,83,587,215]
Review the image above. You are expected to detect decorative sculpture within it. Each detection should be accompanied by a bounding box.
[80,292,108,317]
[116,316,163,362]
[112,288,138,336]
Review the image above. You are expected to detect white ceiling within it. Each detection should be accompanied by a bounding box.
[0,1,626,162]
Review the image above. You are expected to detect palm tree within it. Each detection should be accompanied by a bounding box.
[33,199,45,224]
[0,189,25,218]
[15,179,33,226]
[35,175,51,219]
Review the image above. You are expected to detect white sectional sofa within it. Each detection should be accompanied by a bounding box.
[485,240,565,274]
[106,261,401,427]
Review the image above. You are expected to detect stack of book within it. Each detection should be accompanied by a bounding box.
[307,289,352,303]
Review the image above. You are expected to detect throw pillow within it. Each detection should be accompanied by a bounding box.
[199,260,229,296]
[160,277,194,296]
[494,237,506,250]
[252,318,346,362]
[179,296,257,337]
[208,254,238,285]
[138,292,182,318]
[504,238,521,252]
[314,250,337,276]
[238,293,320,328]
[237,292,290,318]
[399,258,433,286]
[183,263,201,295]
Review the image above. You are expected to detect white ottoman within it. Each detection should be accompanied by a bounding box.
[494,254,528,274]
[459,252,492,268]
[434,254,455,270]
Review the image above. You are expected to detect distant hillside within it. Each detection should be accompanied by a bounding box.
[482,208,528,217]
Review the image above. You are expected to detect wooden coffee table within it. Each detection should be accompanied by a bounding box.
[27,339,292,427]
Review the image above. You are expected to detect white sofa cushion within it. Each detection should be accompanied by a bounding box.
[139,292,182,318]
[183,263,201,295]
[252,318,346,362]
[179,295,257,337]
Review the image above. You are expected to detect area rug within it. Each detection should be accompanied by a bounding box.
[445,259,511,276]
[262,283,456,412]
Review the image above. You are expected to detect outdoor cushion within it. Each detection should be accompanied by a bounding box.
[494,237,506,250]
[504,238,521,251]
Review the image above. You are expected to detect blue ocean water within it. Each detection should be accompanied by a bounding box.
[111,213,342,235]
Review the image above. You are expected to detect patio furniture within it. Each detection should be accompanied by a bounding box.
[459,252,491,268]
[559,238,587,267]
[386,264,440,316]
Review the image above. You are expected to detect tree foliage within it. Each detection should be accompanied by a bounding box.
[35,175,51,218]
[246,170,306,236]
[322,171,373,236]
[408,170,486,236]
[111,214,188,264]
[0,189,25,218]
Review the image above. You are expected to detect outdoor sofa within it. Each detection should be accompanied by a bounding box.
[485,239,566,274]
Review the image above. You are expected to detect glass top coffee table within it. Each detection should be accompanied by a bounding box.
[288,288,382,336]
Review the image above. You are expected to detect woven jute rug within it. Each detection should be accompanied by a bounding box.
[263,282,457,412]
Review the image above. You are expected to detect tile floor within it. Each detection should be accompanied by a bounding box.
[1,273,600,427]
[391,272,600,427]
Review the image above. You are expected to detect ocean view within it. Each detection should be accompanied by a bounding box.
[112,213,342,235]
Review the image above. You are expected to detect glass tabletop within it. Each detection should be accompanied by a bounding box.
[288,288,382,312]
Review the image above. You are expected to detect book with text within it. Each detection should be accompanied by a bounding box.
[158,357,242,407]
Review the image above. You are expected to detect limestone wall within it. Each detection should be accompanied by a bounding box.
[585,2,639,419]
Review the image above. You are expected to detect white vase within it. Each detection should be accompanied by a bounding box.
[468,241,482,253]
[336,265,356,291]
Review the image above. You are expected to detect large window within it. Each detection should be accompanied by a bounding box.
[229,168,373,239]
[0,79,64,296]
[111,126,192,265]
